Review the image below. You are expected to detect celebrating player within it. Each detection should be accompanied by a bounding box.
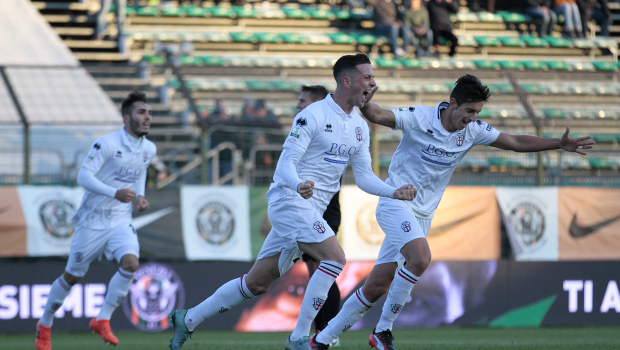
[36,91,156,350]
[169,53,416,350]
[309,75,595,350]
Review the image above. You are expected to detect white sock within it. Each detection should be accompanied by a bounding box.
[184,275,255,331]
[39,276,72,327]
[98,268,135,320]
[290,261,343,341]
[316,287,374,345]
[376,266,419,332]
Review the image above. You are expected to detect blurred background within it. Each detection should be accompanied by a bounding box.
[0,0,619,337]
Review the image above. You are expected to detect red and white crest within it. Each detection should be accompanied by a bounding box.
[355,127,362,141]
[456,135,464,147]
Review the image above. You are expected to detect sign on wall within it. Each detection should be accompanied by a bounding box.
[180,185,252,261]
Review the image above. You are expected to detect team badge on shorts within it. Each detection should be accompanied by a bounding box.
[313,221,326,233]
[122,263,185,332]
[355,127,363,141]
[401,221,411,232]
[75,252,83,263]
[391,303,404,314]
[456,134,464,147]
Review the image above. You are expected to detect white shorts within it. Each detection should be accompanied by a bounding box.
[65,223,140,277]
[257,191,335,276]
[375,197,431,266]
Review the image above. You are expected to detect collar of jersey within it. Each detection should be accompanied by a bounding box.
[120,126,143,151]
[326,94,353,119]
[433,101,452,136]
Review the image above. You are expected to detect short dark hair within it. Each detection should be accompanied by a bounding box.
[332,53,371,83]
[301,85,329,102]
[121,91,148,116]
[449,75,491,106]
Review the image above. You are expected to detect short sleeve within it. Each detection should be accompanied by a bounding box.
[473,120,501,146]
[283,110,319,153]
[391,106,418,131]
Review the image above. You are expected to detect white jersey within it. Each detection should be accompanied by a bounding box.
[386,101,500,217]
[72,127,157,230]
[267,94,372,202]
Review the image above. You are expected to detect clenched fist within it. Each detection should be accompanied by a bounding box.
[297,180,315,199]
[115,188,135,203]
[393,184,417,201]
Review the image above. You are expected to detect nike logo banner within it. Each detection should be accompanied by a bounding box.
[559,187,620,260]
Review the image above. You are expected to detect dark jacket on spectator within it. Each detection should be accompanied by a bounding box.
[427,0,460,31]
[367,0,401,26]
[577,0,611,17]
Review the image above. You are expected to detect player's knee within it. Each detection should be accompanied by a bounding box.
[246,279,271,296]
[364,280,390,302]
[120,257,139,273]
[62,272,82,286]
[407,253,431,275]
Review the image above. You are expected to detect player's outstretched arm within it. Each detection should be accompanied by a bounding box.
[137,195,149,212]
[490,126,595,155]
[358,86,396,129]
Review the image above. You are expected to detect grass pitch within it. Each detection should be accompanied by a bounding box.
[4,327,620,349]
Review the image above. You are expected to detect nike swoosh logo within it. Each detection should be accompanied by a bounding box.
[569,212,620,238]
[132,206,175,230]
[427,208,486,238]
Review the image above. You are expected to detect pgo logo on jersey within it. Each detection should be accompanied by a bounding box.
[355,127,363,141]
[456,134,464,147]
[313,221,326,233]
[401,221,411,232]
[39,200,77,239]
[196,201,235,245]
[391,303,404,314]
[123,263,185,332]
[313,297,326,310]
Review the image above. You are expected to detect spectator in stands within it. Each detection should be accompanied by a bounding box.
[240,99,279,126]
[404,0,434,57]
[427,0,460,57]
[296,85,329,111]
[553,0,584,38]
[367,0,413,57]
[523,0,558,37]
[207,99,230,123]
[578,0,612,37]
[95,0,126,41]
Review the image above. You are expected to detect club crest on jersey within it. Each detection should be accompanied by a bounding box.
[143,152,148,162]
[355,127,362,141]
[401,221,411,232]
[391,303,404,314]
[313,297,326,310]
[313,221,326,233]
[456,134,464,147]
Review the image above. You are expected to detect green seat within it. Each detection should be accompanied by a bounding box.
[305,34,331,44]
[307,8,335,20]
[271,81,298,91]
[179,56,202,65]
[229,32,255,43]
[449,59,475,69]
[205,32,231,42]
[246,80,273,90]
[161,7,184,16]
[183,6,209,17]
[457,35,477,47]
[498,36,525,47]
[253,32,280,43]
[572,38,595,49]
[375,57,402,68]
[142,54,165,65]
[588,158,615,169]
[544,61,570,70]
[497,11,527,23]
[327,32,356,44]
[198,56,225,66]
[594,37,617,48]
[496,60,524,70]
[279,33,305,44]
[136,6,160,16]
[233,6,257,18]
[258,8,286,19]
[592,61,618,72]
[592,134,617,143]
[355,33,377,45]
[488,83,513,93]
[569,61,595,71]
[209,6,233,18]
[423,83,450,93]
[427,59,452,69]
[521,36,548,47]
[478,11,503,22]
[478,108,496,118]
[350,8,373,20]
[398,58,428,69]
[474,36,500,46]
[546,83,571,94]
[126,7,137,16]
[472,59,499,69]
[282,8,310,19]
[521,60,547,70]
[487,157,510,166]
[541,108,567,118]
[334,9,351,20]
[520,83,546,94]
[545,36,572,48]
[455,12,479,22]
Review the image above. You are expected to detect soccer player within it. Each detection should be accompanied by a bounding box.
[169,53,417,350]
[309,75,595,350]
[35,91,156,350]
[297,84,342,347]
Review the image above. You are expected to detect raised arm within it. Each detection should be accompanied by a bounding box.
[490,126,595,155]
[359,86,397,129]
